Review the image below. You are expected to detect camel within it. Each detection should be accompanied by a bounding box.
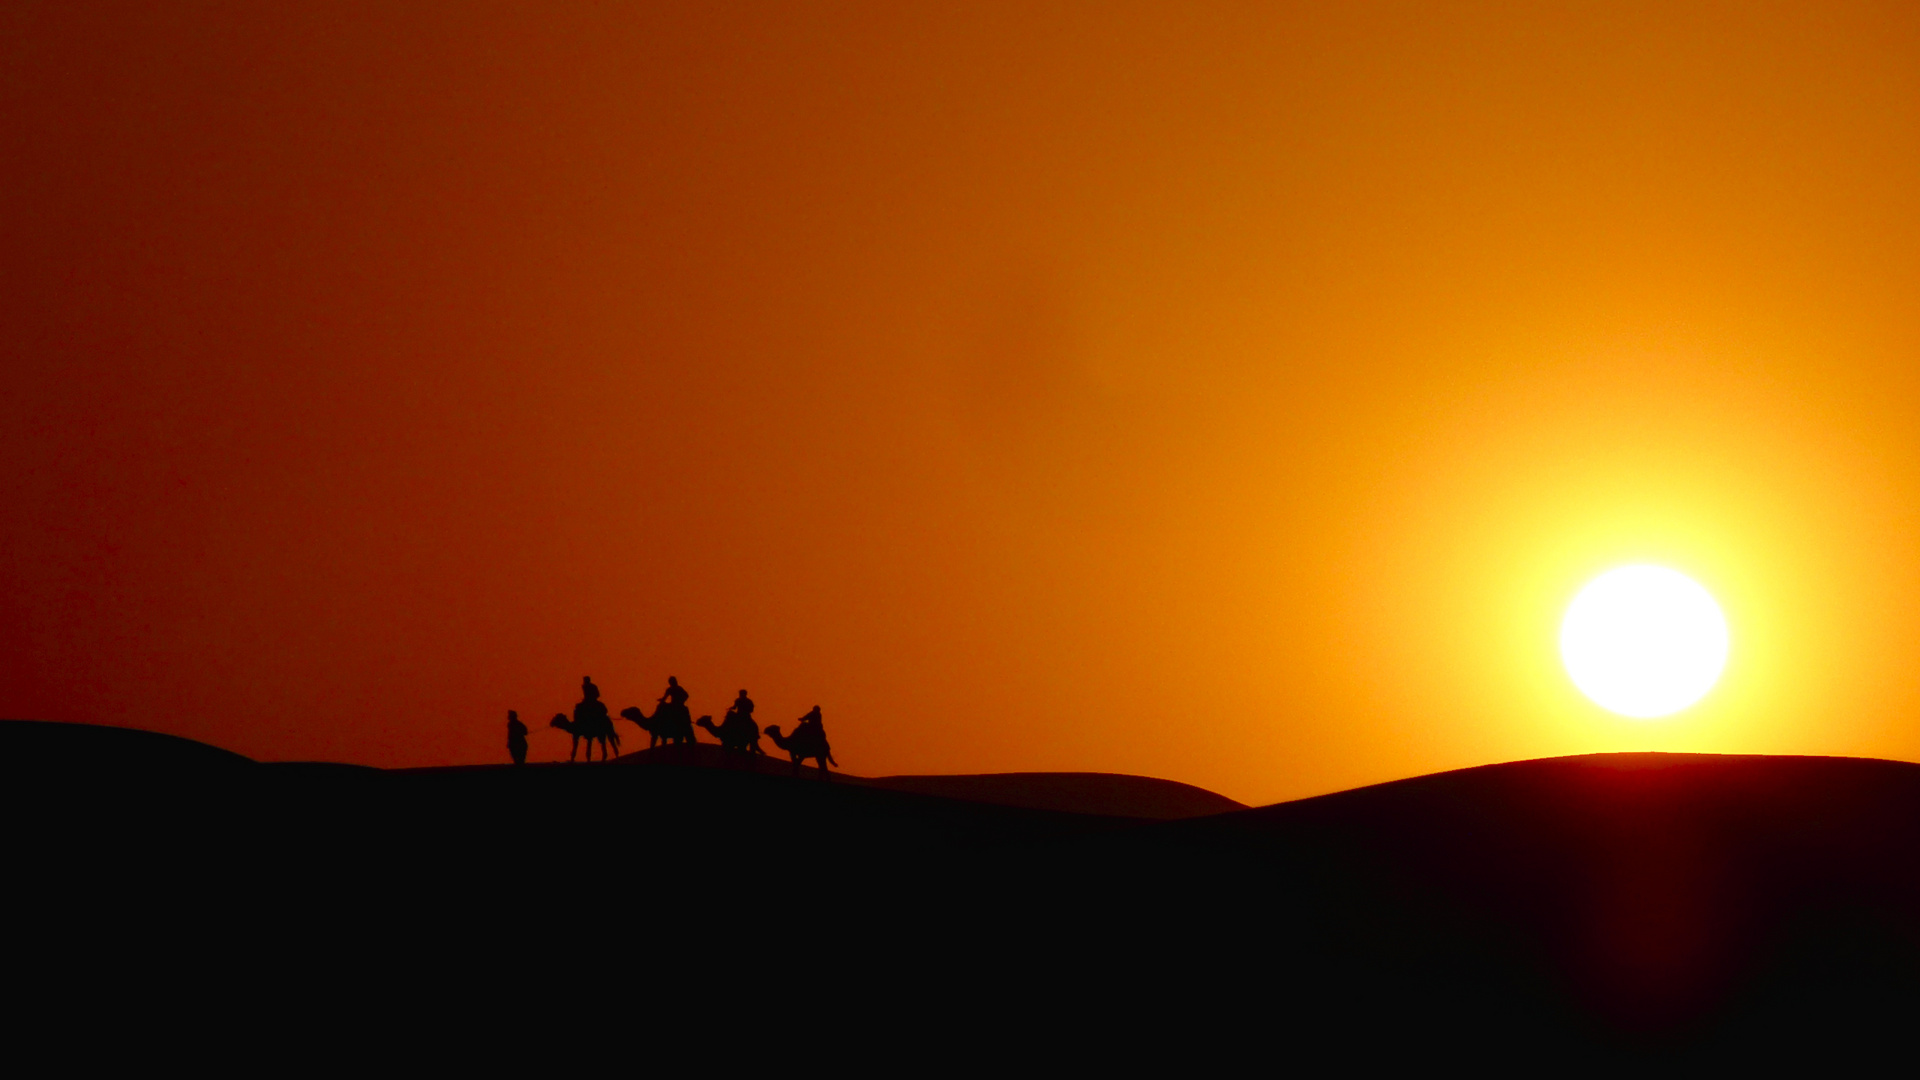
[763,724,837,776]
[619,702,699,747]
[549,711,619,762]
[696,712,766,755]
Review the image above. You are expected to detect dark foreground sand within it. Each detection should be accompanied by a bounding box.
[4,719,1916,1063]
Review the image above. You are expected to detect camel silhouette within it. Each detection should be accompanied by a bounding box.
[695,712,766,755]
[550,711,619,762]
[763,724,837,776]
[619,703,700,747]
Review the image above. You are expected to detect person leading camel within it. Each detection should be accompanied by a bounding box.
[506,709,529,766]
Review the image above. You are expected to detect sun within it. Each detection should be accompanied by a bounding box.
[1560,565,1729,718]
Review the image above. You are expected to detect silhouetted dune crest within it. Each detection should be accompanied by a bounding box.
[601,741,1244,818]
[866,771,1245,819]
[1132,750,1920,1037]
[0,718,253,771]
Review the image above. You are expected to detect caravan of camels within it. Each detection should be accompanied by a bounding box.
[513,676,837,776]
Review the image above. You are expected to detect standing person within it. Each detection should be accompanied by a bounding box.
[506,710,529,766]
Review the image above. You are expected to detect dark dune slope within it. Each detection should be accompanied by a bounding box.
[560,741,1248,817]
[0,718,251,771]
[1228,751,1920,1013]
[1108,752,1920,1043]
[865,770,1246,818]
[6,722,1918,1058]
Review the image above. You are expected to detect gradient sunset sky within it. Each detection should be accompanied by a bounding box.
[9,3,1920,803]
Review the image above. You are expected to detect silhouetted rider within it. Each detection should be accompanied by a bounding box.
[728,689,754,724]
[660,676,691,724]
[577,676,611,728]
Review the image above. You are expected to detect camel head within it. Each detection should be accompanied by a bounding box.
[695,715,718,729]
[619,706,644,724]
[548,712,569,730]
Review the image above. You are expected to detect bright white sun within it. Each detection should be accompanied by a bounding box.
[1560,565,1729,718]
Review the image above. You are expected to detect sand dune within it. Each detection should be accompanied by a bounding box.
[864,770,1244,818]
[6,720,1917,1054]
[595,739,1246,818]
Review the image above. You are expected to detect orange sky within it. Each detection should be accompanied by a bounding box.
[7,2,1920,803]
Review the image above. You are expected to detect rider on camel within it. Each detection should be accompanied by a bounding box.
[727,689,754,725]
[576,676,611,728]
[661,676,691,724]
